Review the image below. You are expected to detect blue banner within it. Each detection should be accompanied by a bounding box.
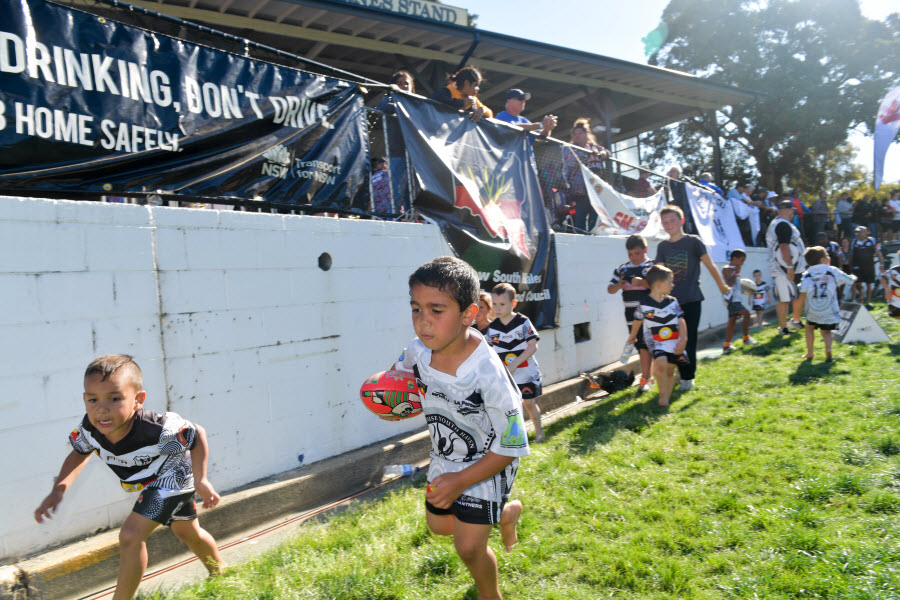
[0,0,367,206]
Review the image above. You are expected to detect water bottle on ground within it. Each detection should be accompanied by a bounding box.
[619,341,636,363]
[383,464,420,479]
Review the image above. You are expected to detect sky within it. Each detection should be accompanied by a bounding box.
[447,0,900,187]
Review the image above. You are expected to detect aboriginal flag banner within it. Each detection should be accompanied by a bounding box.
[0,0,367,207]
[394,93,559,329]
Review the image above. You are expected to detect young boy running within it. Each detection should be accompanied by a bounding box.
[721,249,758,353]
[627,265,688,407]
[395,257,529,600]
[608,234,654,393]
[487,282,545,442]
[34,355,223,600]
[751,269,770,328]
[881,251,900,319]
[799,246,856,361]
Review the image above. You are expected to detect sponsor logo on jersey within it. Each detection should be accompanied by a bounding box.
[501,412,526,448]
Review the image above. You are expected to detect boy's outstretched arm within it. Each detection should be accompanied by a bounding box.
[190,425,220,509]
[426,452,515,510]
[700,254,730,295]
[627,319,642,345]
[34,450,91,523]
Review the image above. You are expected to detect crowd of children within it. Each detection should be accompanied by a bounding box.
[31,231,900,600]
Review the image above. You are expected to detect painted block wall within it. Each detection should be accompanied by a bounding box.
[0,196,769,561]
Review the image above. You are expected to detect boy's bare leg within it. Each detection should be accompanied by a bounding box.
[822,330,833,359]
[113,513,160,600]
[638,349,652,382]
[453,520,501,600]
[425,511,455,536]
[654,357,671,406]
[725,316,736,345]
[776,301,789,329]
[802,325,815,359]
[170,519,224,575]
[499,500,522,552]
[792,297,804,322]
[523,398,543,442]
[742,312,750,337]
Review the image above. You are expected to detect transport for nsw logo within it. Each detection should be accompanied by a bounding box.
[261,145,292,178]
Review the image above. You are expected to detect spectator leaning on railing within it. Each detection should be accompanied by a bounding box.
[430,66,493,123]
[375,70,416,213]
[494,88,557,138]
[561,118,610,233]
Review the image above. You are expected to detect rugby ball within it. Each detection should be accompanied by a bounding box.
[739,278,757,295]
[360,370,423,420]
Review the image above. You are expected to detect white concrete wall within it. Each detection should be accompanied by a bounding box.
[0,196,769,561]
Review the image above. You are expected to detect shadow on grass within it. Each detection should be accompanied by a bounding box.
[546,389,672,455]
[788,359,849,384]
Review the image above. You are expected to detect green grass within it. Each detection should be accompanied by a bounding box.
[144,304,900,599]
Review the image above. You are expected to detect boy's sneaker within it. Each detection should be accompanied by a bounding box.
[722,343,733,354]
[779,327,795,336]
[788,319,803,329]
[678,379,694,391]
[743,335,758,346]
[637,378,653,394]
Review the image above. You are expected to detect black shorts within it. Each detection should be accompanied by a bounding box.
[652,349,689,365]
[892,221,900,232]
[133,489,197,526]
[426,495,505,525]
[889,305,900,318]
[856,265,876,284]
[517,382,542,400]
[752,304,765,313]
[806,321,839,331]
[626,323,648,351]
[727,300,748,318]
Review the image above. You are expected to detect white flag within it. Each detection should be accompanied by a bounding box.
[580,163,666,238]
[684,182,743,262]
[874,85,900,191]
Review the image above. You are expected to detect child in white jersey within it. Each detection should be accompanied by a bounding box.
[627,265,688,407]
[395,257,529,600]
[881,251,900,319]
[799,246,856,361]
[486,283,545,442]
[750,269,770,328]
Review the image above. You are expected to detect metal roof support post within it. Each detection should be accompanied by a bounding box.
[455,32,480,71]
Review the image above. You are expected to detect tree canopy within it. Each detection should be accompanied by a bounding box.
[645,0,900,193]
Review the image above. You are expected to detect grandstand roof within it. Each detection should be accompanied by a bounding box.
[78,0,759,143]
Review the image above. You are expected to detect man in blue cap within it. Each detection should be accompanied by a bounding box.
[495,88,557,137]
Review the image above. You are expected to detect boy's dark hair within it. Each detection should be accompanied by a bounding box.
[409,257,479,311]
[753,269,761,275]
[804,246,827,265]
[625,234,647,250]
[659,204,684,219]
[730,248,747,260]
[85,354,143,389]
[644,264,673,287]
[491,282,517,301]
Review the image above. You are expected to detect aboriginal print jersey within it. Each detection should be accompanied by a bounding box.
[633,295,684,353]
[70,409,197,497]
[799,264,855,324]
[485,313,541,385]
[752,281,770,309]
[395,336,529,503]
[883,266,900,309]
[766,217,806,273]
[609,259,654,324]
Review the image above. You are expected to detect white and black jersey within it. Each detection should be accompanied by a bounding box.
[799,264,855,325]
[883,266,900,310]
[633,295,684,354]
[766,217,806,274]
[752,281,770,310]
[850,237,880,267]
[70,409,197,497]
[395,336,529,505]
[609,259,654,325]
[485,313,541,386]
